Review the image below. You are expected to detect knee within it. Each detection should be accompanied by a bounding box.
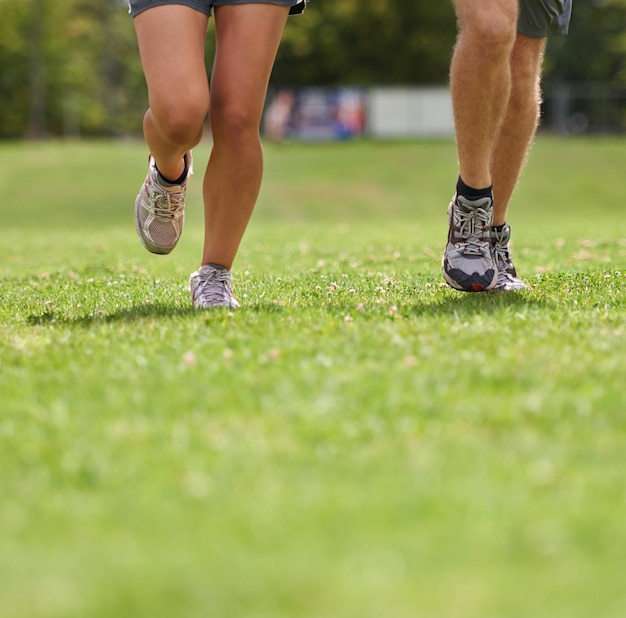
[151,100,208,146]
[210,101,260,144]
[511,48,543,91]
[460,4,518,55]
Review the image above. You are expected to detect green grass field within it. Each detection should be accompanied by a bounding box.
[1,137,625,618]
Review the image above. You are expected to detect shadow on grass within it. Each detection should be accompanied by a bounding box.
[27,301,197,327]
[406,290,556,317]
[26,300,289,327]
[24,287,555,328]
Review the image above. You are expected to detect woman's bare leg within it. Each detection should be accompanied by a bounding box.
[200,4,289,269]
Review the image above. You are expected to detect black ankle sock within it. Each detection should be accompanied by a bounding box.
[492,223,506,232]
[208,263,228,271]
[456,176,492,200]
[156,157,188,186]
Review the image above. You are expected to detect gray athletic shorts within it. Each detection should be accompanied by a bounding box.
[128,0,306,18]
[518,0,572,37]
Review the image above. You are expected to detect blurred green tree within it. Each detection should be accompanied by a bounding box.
[274,0,457,85]
[544,0,626,82]
[0,0,31,137]
[1,0,626,137]
[0,0,143,138]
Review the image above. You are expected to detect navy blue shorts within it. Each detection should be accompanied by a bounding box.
[519,0,572,37]
[128,0,306,18]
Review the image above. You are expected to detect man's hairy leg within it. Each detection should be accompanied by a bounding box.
[491,34,546,225]
[451,0,519,189]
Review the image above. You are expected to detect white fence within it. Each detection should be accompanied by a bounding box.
[367,87,454,138]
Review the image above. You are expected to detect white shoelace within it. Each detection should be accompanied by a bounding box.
[491,228,514,273]
[191,269,238,308]
[146,182,185,220]
[452,206,492,256]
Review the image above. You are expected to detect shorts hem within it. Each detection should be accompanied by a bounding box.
[517,24,569,38]
[129,1,211,17]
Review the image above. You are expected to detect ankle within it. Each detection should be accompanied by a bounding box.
[456,176,492,200]
[155,156,189,186]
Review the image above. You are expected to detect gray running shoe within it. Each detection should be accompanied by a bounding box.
[491,224,527,291]
[442,194,497,292]
[134,153,191,255]
[189,265,240,310]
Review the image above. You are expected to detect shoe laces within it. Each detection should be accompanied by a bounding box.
[496,269,515,287]
[192,268,237,307]
[146,179,186,221]
[491,225,515,274]
[451,203,492,256]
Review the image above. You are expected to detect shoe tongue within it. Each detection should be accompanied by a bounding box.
[458,195,492,210]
